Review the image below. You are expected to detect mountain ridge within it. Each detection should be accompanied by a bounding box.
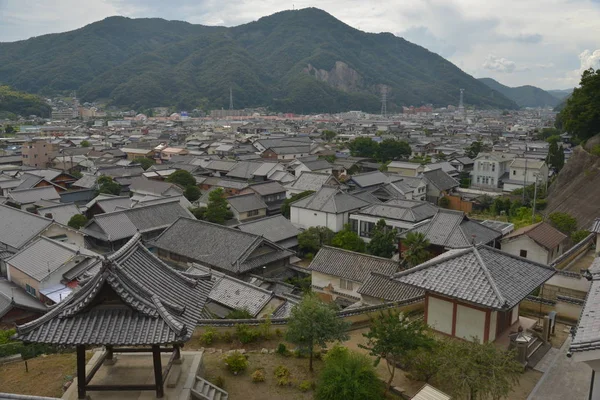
[478,77,561,108]
[0,8,518,112]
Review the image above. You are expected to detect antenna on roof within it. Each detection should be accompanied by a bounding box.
[471,235,477,246]
[10,288,15,302]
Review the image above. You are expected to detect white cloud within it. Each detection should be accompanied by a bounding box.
[482,55,517,73]
[579,49,600,72]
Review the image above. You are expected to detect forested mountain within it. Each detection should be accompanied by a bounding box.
[547,89,573,100]
[0,86,51,119]
[478,78,561,108]
[0,8,518,113]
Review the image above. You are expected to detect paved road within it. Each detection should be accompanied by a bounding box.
[528,337,592,400]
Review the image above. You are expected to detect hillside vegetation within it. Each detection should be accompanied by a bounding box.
[478,78,561,108]
[0,86,51,119]
[0,8,517,113]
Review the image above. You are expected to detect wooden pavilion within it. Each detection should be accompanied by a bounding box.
[14,233,213,399]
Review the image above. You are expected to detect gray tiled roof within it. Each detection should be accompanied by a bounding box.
[9,186,60,204]
[356,201,437,223]
[358,272,424,302]
[590,218,600,234]
[301,159,332,171]
[401,209,501,248]
[121,176,182,196]
[227,193,268,213]
[349,171,403,188]
[394,245,555,309]
[247,181,286,196]
[0,204,52,251]
[82,199,193,241]
[225,161,263,179]
[292,186,371,213]
[423,169,459,191]
[37,203,80,226]
[152,218,293,274]
[287,172,339,192]
[0,278,47,318]
[72,174,97,189]
[210,275,273,317]
[236,215,300,244]
[310,246,399,283]
[571,258,600,353]
[15,173,45,190]
[7,237,97,282]
[15,234,213,345]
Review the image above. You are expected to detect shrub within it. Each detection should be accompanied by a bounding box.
[438,196,450,208]
[251,368,266,383]
[276,343,288,356]
[572,230,591,244]
[274,365,290,378]
[221,331,233,343]
[236,325,260,344]
[277,376,291,386]
[316,348,382,400]
[67,214,88,229]
[224,351,248,374]
[259,315,272,339]
[274,328,283,337]
[214,376,225,388]
[199,327,218,345]
[305,253,314,260]
[299,380,313,392]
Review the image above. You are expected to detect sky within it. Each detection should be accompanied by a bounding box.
[1,0,600,90]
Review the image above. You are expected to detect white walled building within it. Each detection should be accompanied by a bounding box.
[470,152,516,189]
[503,158,549,192]
[501,222,567,265]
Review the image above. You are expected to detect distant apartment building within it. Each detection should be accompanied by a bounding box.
[21,140,59,168]
[470,152,516,189]
[51,108,77,120]
[210,109,251,118]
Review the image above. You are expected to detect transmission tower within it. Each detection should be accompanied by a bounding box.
[458,88,465,110]
[229,87,234,110]
[380,86,387,118]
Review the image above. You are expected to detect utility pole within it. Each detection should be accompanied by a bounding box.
[522,158,527,203]
[532,175,538,223]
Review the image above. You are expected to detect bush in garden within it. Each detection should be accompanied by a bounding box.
[199,327,218,345]
[299,380,313,392]
[235,324,260,344]
[224,351,248,374]
[251,369,265,383]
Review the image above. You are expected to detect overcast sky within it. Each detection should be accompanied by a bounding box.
[1,0,599,90]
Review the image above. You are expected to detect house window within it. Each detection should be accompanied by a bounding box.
[350,219,358,233]
[513,170,516,175]
[25,284,36,297]
[359,221,375,237]
[340,279,353,291]
[247,209,259,217]
[492,164,495,172]
[520,250,528,258]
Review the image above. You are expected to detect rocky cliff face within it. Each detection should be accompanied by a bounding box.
[304,61,364,92]
[545,137,600,229]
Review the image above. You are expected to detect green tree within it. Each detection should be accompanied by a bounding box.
[67,214,88,229]
[478,194,493,210]
[285,293,350,372]
[135,157,156,170]
[359,310,433,395]
[80,140,90,148]
[183,185,201,202]
[97,176,121,195]
[558,68,600,141]
[281,190,314,218]
[436,339,522,400]
[401,231,431,267]
[535,127,560,141]
[204,188,233,224]
[4,124,15,134]
[166,169,196,188]
[366,219,397,258]
[548,212,578,235]
[331,224,366,253]
[376,139,411,163]
[189,206,206,220]
[316,345,382,400]
[547,141,565,172]
[436,152,447,161]
[348,137,379,158]
[438,196,450,208]
[465,141,488,159]
[572,230,590,244]
[322,130,337,141]
[298,226,335,256]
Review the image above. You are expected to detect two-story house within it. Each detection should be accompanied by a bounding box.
[470,152,516,189]
[387,161,425,177]
[239,181,287,215]
[502,158,549,193]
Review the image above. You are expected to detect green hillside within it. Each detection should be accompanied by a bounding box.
[478,77,560,108]
[0,8,518,113]
[0,86,51,119]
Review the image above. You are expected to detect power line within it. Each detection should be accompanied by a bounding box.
[380,86,387,118]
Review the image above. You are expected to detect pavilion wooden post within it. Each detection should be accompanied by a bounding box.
[173,343,182,364]
[76,345,87,400]
[105,345,114,364]
[152,345,164,398]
